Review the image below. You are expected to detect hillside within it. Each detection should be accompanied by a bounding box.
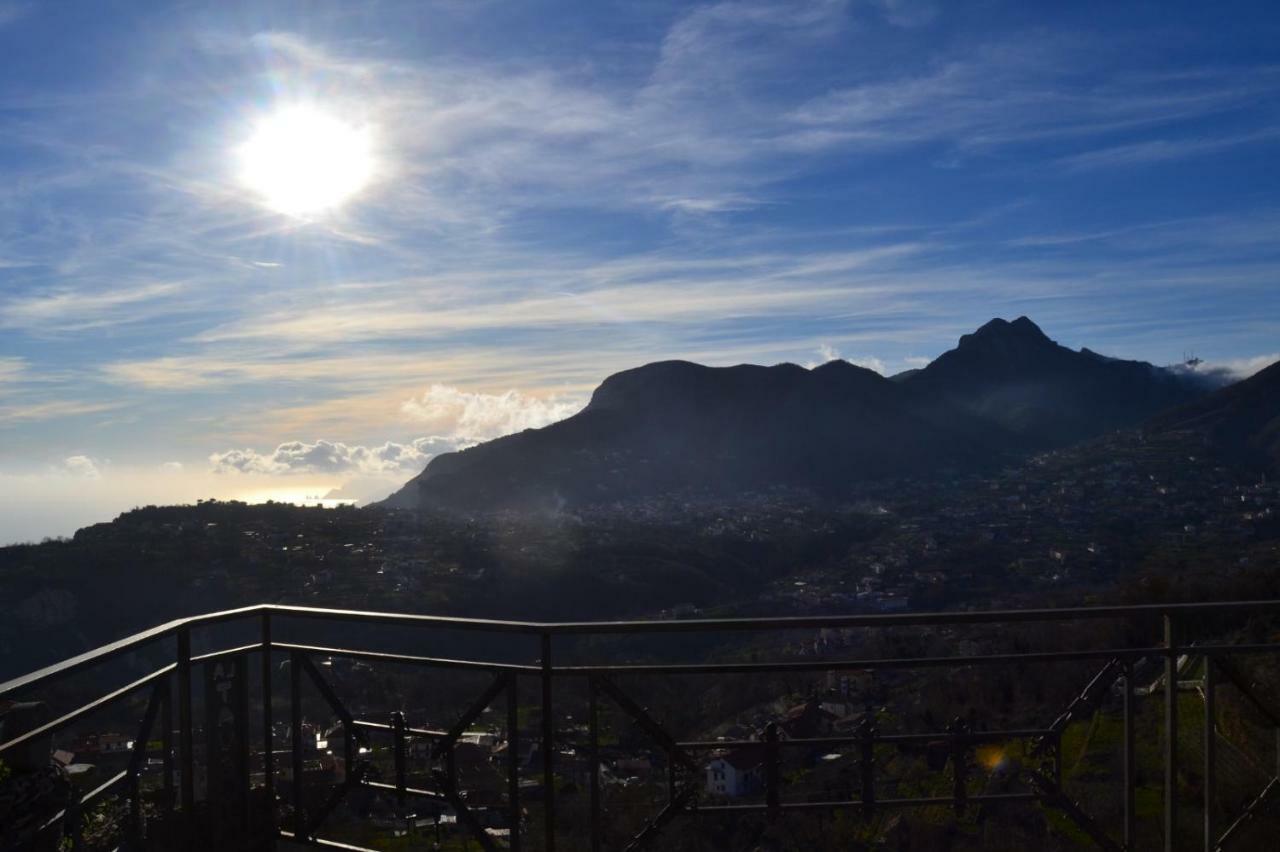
[1147,358,1280,471]
[899,317,1206,447]
[384,318,1211,511]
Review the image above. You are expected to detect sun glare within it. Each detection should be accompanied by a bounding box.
[237,104,374,218]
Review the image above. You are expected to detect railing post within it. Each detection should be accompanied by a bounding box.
[949,718,969,816]
[1165,613,1178,852]
[858,713,875,814]
[161,678,175,814]
[765,721,780,821]
[177,627,195,820]
[392,710,407,811]
[261,611,275,847]
[1123,658,1135,850]
[508,672,521,852]
[1204,655,1215,852]
[290,650,305,840]
[588,675,601,852]
[540,632,556,851]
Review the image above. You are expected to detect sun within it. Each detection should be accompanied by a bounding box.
[236,104,375,218]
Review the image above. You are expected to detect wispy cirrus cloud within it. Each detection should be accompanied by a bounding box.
[1,282,185,332]
[0,399,119,425]
[1060,127,1280,171]
[0,356,25,386]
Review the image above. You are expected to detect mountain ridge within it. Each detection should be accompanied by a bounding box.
[383,317,1216,511]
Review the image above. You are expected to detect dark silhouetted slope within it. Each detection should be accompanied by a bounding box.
[899,317,1204,447]
[383,318,1214,511]
[384,359,1006,510]
[1147,359,1280,470]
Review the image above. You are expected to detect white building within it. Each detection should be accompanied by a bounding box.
[705,748,763,798]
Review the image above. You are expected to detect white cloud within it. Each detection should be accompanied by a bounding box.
[1172,352,1280,383]
[209,436,468,477]
[850,356,888,374]
[59,455,102,479]
[400,384,582,439]
[805,344,886,374]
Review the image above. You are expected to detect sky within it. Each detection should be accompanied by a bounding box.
[1,0,1279,543]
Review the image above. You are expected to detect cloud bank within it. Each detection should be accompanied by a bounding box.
[209,436,466,477]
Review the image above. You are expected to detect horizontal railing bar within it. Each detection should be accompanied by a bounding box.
[696,792,1039,813]
[192,643,260,665]
[267,604,544,634]
[9,599,1280,699]
[274,642,540,673]
[352,720,448,738]
[0,605,261,698]
[539,600,1280,634]
[558,646,1167,676]
[678,728,1056,750]
[0,663,175,755]
[360,779,446,800]
[278,829,381,851]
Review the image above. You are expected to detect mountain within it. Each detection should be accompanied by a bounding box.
[382,318,1212,511]
[1146,358,1280,471]
[384,359,1009,510]
[897,317,1206,447]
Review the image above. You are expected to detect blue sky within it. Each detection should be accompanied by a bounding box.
[1,0,1279,541]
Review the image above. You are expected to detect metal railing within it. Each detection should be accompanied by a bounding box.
[4,600,1280,850]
